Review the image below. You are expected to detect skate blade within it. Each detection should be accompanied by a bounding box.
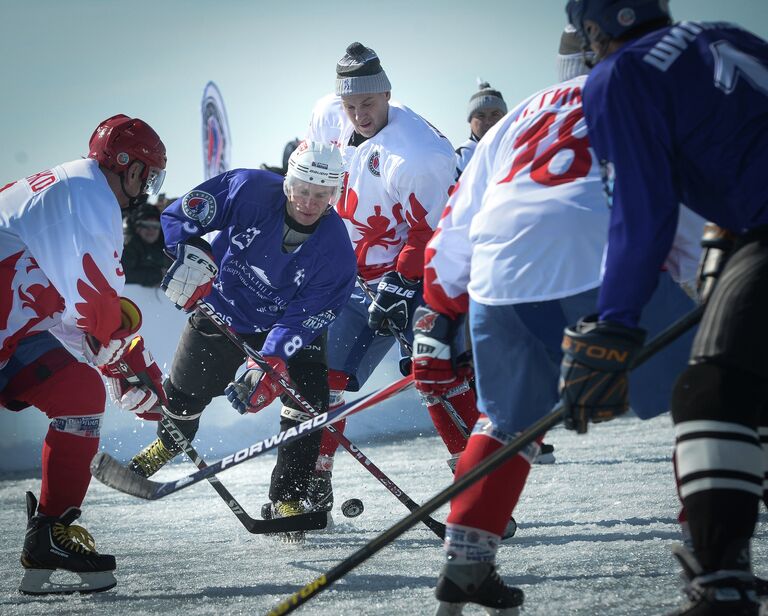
[435,601,466,616]
[483,607,520,616]
[533,453,555,464]
[19,568,117,595]
[279,532,306,545]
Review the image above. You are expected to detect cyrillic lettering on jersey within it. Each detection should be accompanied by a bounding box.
[25,169,59,194]
[643,21,703,72]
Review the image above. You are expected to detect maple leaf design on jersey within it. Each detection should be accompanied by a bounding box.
[75,253,121,346]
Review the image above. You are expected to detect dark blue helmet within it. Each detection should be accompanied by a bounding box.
[566,0,670,42]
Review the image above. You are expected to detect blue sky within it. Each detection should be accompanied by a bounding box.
[2,0,767,200]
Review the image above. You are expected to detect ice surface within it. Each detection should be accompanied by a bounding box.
[2,414,766,615]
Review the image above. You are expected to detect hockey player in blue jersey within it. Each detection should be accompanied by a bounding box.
[563,1,768,614]
[128,141,356,539]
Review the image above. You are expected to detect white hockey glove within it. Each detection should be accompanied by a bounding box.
[162,238,218,311]
[82,297,143,367]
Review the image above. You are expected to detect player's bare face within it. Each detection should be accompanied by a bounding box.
[286,179,335,225]
[342,92,391,138]
[470,108,505,140]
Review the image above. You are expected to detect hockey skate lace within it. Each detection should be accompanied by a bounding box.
[52,523,97,554]
[136,440,176,474]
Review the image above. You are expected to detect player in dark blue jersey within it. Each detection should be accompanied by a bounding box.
[563,1,768,614]
[128,141,356,539]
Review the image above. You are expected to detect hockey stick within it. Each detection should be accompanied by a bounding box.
[193,301,447,539]
[122,366,327,534]
[90,371,414,500]
[355,275,470,438]
[264,303,705,615]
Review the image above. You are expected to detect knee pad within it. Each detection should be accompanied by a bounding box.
[162,377,205,421]
[671,362,765,426]
[471,416,540,465]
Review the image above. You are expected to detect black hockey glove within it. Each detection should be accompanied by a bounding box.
[559,315,645,434]
[367,271,421,335]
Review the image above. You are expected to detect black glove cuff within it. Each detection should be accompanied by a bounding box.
[563,315,645,371]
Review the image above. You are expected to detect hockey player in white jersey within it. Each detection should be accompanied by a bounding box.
[413,27,701,615]
[454,82,507,180]
[305,42,468,512]
[0,115,168,594]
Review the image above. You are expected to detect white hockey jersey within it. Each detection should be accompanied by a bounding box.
[424,75,703,316]
[0,158,126,364]
[307,94,455,281]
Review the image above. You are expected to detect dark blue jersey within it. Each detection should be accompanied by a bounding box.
[583,21,768,327]
[161,169,356,361]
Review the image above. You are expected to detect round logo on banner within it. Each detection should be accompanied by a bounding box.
[182,190,217,226]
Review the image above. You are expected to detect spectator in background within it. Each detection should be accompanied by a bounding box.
[455,82,507,179]
[260,138,301,175]
[122,204,169,287]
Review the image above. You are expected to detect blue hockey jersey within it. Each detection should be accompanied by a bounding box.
[162,169,356,361]
[583,21,768,327]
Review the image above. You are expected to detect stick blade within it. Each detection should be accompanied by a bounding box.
[90,452,163,500]
[247,511,329,534]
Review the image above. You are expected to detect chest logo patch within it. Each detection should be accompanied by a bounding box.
[367,150,381,177]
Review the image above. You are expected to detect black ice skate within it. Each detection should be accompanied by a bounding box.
[667,544,761,616]
[19,492,116,595]
[129,437,177,477]
[307,470,334,513]
[533,442,556,464]
[271,501,308,544]
[434,562,523,616]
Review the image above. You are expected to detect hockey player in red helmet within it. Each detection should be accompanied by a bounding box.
[0,114,167,594]
[88,113,167,208]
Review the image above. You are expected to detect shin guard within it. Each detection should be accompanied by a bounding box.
[672,362,763,572]
[447,416,540,537]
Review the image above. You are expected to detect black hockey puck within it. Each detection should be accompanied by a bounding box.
[261,502,272,520]
[341,498,364,518]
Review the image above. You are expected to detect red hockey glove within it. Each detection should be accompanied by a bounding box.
[412,305,471,395]
[100,336,165,421]
[162,237,218,311]
[225,356,288,415]
[83,297,143,366]
[559,316,645,434]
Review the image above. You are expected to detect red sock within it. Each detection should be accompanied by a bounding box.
[447,421,539,537]
[426,380,479,454]
[39,427,99,517]
[317,370,350,464]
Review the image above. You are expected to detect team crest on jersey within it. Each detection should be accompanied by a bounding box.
[182,190,217,226]
[367,150,381,177]
[231,227,261,250]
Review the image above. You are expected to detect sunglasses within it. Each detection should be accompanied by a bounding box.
[137,221,161,230]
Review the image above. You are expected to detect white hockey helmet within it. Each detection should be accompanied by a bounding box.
[284,140,345,205]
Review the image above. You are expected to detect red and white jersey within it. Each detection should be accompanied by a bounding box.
[0,158,125,364]
[307,94,455,281]
[424,75,703,316]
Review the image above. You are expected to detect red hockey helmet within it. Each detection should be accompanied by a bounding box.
[88,114,167,195]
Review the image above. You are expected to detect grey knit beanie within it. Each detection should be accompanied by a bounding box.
[467,82,507,122]
[335,42,392,96]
